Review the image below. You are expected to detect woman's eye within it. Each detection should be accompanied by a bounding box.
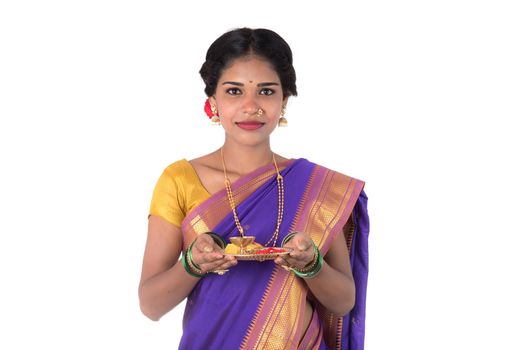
[259,88,274,96]
[226,88,242,95]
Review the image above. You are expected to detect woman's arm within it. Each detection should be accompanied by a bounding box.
[138,215,237,321]
[275,231,355,317]
[138,215,198,321]
[303,231,355,316]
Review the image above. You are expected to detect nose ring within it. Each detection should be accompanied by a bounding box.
[256,108,263,117]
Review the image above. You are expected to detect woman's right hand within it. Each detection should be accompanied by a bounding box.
[190,234,237,273]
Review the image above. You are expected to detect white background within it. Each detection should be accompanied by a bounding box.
[1,1,523,349]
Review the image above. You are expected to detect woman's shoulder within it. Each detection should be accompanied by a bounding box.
[158,159,211,191]
[161,159,193,177]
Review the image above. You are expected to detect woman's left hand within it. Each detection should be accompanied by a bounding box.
[274,232,315,270]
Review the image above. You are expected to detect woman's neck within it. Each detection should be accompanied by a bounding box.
[219,142,274,176]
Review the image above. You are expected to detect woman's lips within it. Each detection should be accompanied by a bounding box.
[236,121,265,130]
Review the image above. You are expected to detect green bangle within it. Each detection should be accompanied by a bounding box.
[183,233,224,278]
[187,241,201,270]
[281,232,298,246]
[187,233,224,271]
[182,250,204,278]
[205,232,227,249]
[293,243,319,273]
[292,244,323,279]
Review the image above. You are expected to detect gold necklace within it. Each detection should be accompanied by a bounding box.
[220,147,284,247]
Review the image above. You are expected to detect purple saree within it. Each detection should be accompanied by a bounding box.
[180,158,369,350]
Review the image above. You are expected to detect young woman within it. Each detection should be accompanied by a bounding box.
[139,28,369,350]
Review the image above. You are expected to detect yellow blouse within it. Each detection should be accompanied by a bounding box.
[149,159,211,227]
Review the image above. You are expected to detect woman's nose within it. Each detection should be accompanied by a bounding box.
[242,97,260,116]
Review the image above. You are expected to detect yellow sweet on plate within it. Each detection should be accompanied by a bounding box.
[224,242,264,255]
[224,244,240,254]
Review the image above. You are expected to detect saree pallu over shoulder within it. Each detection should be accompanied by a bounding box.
[289,164,368,350]
[179,159,368,350]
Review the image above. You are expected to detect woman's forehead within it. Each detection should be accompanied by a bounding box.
[219,57,279,83]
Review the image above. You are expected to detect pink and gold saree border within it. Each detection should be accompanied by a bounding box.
[293,165,364,350]
[297,308,323,350]
[240,269,307,350]
[310,216,358,350]
[294,165,364,253]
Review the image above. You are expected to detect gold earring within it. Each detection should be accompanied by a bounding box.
[278,106,288,127]
[211,105,220,124]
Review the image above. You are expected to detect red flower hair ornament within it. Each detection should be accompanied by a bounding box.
[204,99,214,118]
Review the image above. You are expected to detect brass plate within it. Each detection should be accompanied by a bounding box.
[225,248,293,261]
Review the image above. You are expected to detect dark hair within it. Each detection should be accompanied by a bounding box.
[199,28,297,98]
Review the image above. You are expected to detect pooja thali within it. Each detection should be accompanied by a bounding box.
[223,236,292,261]
[225,247,293,261]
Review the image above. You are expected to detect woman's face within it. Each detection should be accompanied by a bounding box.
[210,56,287,147]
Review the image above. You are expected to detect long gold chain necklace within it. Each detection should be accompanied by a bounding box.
[220,147,284,247]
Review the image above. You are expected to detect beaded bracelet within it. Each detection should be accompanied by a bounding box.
[293,243,319,273]
[293,247,323,279]
[182,249,205,278]
[292,246,323,279]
